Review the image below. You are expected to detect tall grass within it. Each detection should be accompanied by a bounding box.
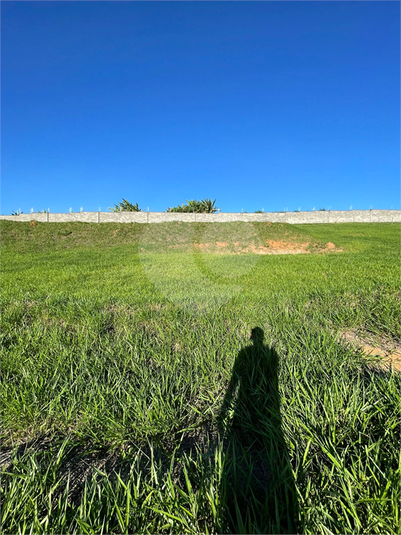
[1,221,400,533]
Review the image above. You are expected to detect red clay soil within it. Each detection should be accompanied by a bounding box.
[193,240,340,255]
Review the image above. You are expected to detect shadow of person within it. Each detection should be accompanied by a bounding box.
[217,327,298,534]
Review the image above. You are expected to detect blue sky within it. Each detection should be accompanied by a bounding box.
[2,1,400,214]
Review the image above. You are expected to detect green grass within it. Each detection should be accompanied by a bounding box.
[1,221,400,534]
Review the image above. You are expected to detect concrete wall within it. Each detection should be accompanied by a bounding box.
[1,209,400,224]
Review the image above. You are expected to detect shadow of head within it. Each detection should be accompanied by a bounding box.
[250,326,265,348]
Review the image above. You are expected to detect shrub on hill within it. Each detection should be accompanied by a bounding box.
[167,198,218,213]
[109,199,141,212]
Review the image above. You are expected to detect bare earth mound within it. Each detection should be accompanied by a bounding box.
[340,329,401,372]
[194,240,340,255]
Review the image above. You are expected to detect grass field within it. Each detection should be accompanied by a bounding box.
[1,220,400,534]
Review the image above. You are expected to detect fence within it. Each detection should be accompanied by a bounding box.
[0,209,400,224]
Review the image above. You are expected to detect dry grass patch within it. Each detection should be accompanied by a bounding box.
[340,328,401,372]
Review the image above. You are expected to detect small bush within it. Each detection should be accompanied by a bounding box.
[109,199,141,212]
[167,199,218,213]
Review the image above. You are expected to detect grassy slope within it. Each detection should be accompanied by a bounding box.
[1,221,400,534]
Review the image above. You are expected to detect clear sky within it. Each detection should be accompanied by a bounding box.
[2,1,400,214]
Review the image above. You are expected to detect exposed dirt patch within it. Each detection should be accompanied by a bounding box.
[194,240,318,255]
[267,240,311,254]
[340,329,401,372]
[321,242,343,253]
[154,223,342,255]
